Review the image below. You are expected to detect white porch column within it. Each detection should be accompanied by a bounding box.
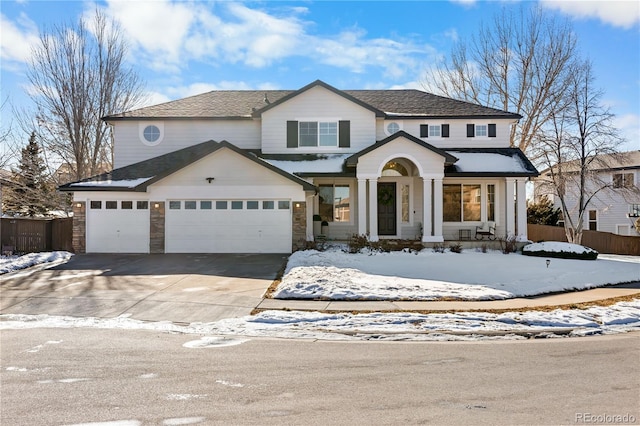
[368,178,379,241]
[505,178,516,237]
[305,193,315,241]
[421,177,433,241]
[357,178,367,236]
[431,178,444,242]
[516,179,528,241]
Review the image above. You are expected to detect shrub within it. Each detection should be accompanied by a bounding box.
[348,234,369,253]
[499,234,518,254]
[432,243,446,253]
[522,242,598,260]
[448,243,462,253]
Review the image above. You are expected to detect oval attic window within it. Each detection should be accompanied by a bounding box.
[387,122,400,135]
[143,125,161,143]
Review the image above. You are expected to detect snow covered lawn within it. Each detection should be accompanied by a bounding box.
[274,248,640,301]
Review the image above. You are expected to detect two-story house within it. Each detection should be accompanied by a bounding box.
[60,80,538,253]
[535,151,640,236]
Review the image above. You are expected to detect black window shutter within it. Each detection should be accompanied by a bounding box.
[488,123,496,137]
[467,124,475,138]
[338,120,350,147]
[287,121,298,148]
[442,124,450,138]
[420,124,428,138]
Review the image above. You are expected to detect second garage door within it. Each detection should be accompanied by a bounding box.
[165,199,292,253]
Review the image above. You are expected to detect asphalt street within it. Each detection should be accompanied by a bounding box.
[1,328,639,425]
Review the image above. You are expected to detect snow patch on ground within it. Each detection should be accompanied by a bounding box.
[523,241,597,254]
[2,299,638,341]
[0,251,72,274]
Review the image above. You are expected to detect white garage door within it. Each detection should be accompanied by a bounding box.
[86,200,150,253]
[165,200,292,253]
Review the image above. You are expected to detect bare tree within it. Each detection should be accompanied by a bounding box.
[532,61,629,245]
[424,6,578,152]
[26,8,145,181]
[0,97,19,170]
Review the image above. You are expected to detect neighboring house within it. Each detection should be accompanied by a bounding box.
[534,151,640,236]
[60,80,538,254]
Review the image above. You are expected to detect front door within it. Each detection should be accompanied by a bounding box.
[378,182,396,236]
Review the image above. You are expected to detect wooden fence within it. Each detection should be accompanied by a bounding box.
[1,217,73,254]
[527,224,640,256]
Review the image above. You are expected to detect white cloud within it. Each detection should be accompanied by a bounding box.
[0,13,39,63]
[541,0,640,29]
[98,1,436,80]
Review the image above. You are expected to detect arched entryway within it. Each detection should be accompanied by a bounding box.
[377,158,416,236]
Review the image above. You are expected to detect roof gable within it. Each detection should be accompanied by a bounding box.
[59,140,315,192]
[346,131,458,167]
[250,80,385,118]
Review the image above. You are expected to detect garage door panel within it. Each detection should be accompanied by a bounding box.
[87,208,149,253]
[166,200,291,253]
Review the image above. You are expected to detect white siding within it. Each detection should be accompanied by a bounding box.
[377,118,514,148]
[261,85,376,154]
[113,119,261,168]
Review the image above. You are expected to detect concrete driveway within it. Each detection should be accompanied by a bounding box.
[0,253,288,323]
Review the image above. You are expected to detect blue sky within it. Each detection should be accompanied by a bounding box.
[1,0,639,152]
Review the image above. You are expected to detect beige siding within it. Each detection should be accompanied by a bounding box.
[113,119,261,168]
[148,148,306,201]
[261,85,376,154]
[376,118,513,148]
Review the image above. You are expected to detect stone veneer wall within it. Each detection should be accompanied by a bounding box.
[292,201,307,251]
[72,201,86,253]
[150,201,165,254]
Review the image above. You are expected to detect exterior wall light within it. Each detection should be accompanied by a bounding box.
[154,203,160,209]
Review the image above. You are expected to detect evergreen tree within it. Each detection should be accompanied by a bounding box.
[3,132,54,216]
[527,198,562,226]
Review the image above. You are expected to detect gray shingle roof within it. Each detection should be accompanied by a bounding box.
[104,80,521,120]
[59,140,315,192]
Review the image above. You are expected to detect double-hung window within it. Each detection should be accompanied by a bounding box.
[300,121,337,147]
